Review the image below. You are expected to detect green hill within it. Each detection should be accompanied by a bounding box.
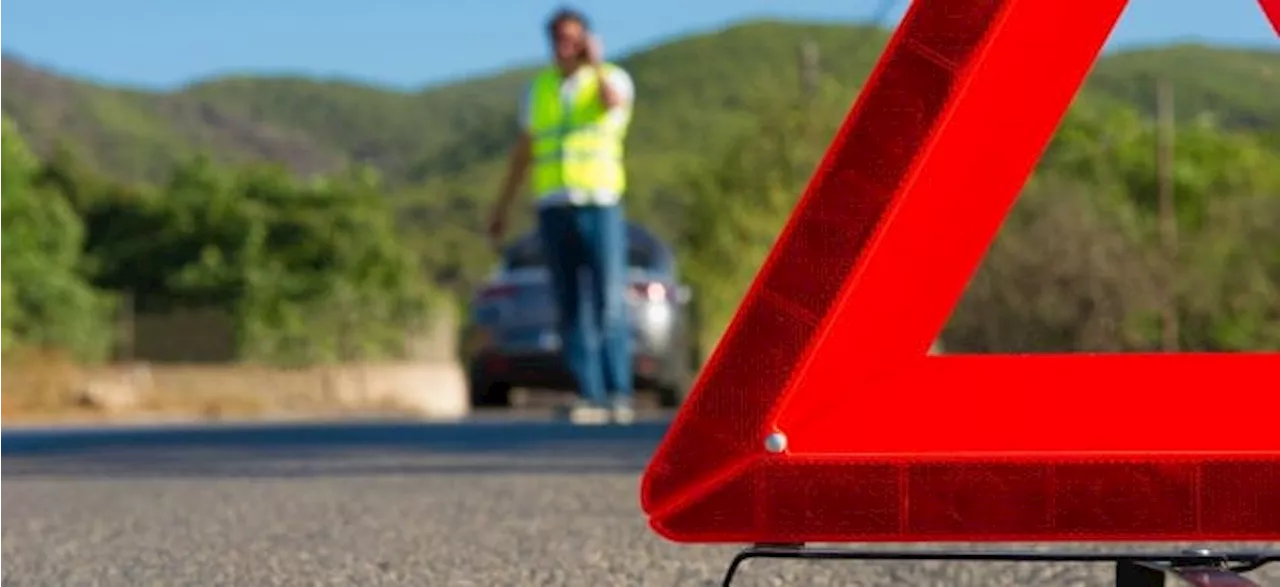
[4,19,1280,361]
[4,21,1279,187]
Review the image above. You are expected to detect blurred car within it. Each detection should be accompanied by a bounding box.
[461,222,699,408]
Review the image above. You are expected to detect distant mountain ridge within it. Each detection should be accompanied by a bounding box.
[4,20,1279,185]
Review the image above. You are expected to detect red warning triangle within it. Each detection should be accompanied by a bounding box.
[642,0,1280,544]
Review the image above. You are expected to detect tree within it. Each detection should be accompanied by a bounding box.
[1048,103,1280,230]
[230,164,439,364]
[1,117,113,359]
[675,78,1280,354]
[675,75,852,352]
[57,154,441,365]
[946,174,1163,352]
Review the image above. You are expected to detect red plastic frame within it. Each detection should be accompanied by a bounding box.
[641,0,1280,544]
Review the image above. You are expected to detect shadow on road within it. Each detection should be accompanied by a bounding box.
[2,418,673,480]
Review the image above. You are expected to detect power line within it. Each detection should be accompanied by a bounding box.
[1155,78,1179,352]
[848,0,906,86]
[797,0,904,97]
[867,0,903,32]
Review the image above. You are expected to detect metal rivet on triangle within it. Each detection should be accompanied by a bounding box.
[764,432,788,454]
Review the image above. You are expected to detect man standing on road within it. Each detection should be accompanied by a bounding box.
[487,7,637,424]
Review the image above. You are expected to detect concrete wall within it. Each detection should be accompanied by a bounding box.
[129,307,237,363]
[6,303,471,422]
[118,302,462,365]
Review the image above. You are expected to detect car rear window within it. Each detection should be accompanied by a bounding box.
[504,242,546,271]
[626,244,663,270]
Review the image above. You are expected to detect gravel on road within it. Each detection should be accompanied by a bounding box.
[4,419,1277,587]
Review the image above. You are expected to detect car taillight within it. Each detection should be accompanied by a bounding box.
[628,281,667,302]
[477,283,518,301]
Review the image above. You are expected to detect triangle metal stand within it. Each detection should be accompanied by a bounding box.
[720,544,1277,587]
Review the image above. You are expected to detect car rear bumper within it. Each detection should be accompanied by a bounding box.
[470,349,671,391]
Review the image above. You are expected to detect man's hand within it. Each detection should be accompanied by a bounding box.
[486,209,507,251]
[586,34,624,109]
[584,34,604,66]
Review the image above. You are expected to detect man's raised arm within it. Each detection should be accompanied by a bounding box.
[586,35,629,110]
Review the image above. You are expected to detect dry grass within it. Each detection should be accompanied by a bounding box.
[2,350,95,421]
[1,350,437,425]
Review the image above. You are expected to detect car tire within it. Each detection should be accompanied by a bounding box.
[657,382,688,409]
[656,342,695,409]
[468,373,512,408]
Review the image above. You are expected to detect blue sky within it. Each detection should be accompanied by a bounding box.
[4,0,1278,90]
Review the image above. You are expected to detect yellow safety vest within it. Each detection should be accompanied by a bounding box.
[527,63,631,200]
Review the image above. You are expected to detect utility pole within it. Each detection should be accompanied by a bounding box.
[798,41,821,99]
[1155,77,1179,352]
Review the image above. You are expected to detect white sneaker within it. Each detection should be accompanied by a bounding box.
[610,400,636,425]
[559,400,610,425]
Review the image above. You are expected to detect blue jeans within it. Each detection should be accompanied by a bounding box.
[536,203,633,405]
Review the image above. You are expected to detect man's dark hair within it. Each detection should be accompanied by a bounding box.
[546,7,590,38]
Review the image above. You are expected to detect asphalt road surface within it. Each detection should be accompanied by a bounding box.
[4,412,1277,586]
